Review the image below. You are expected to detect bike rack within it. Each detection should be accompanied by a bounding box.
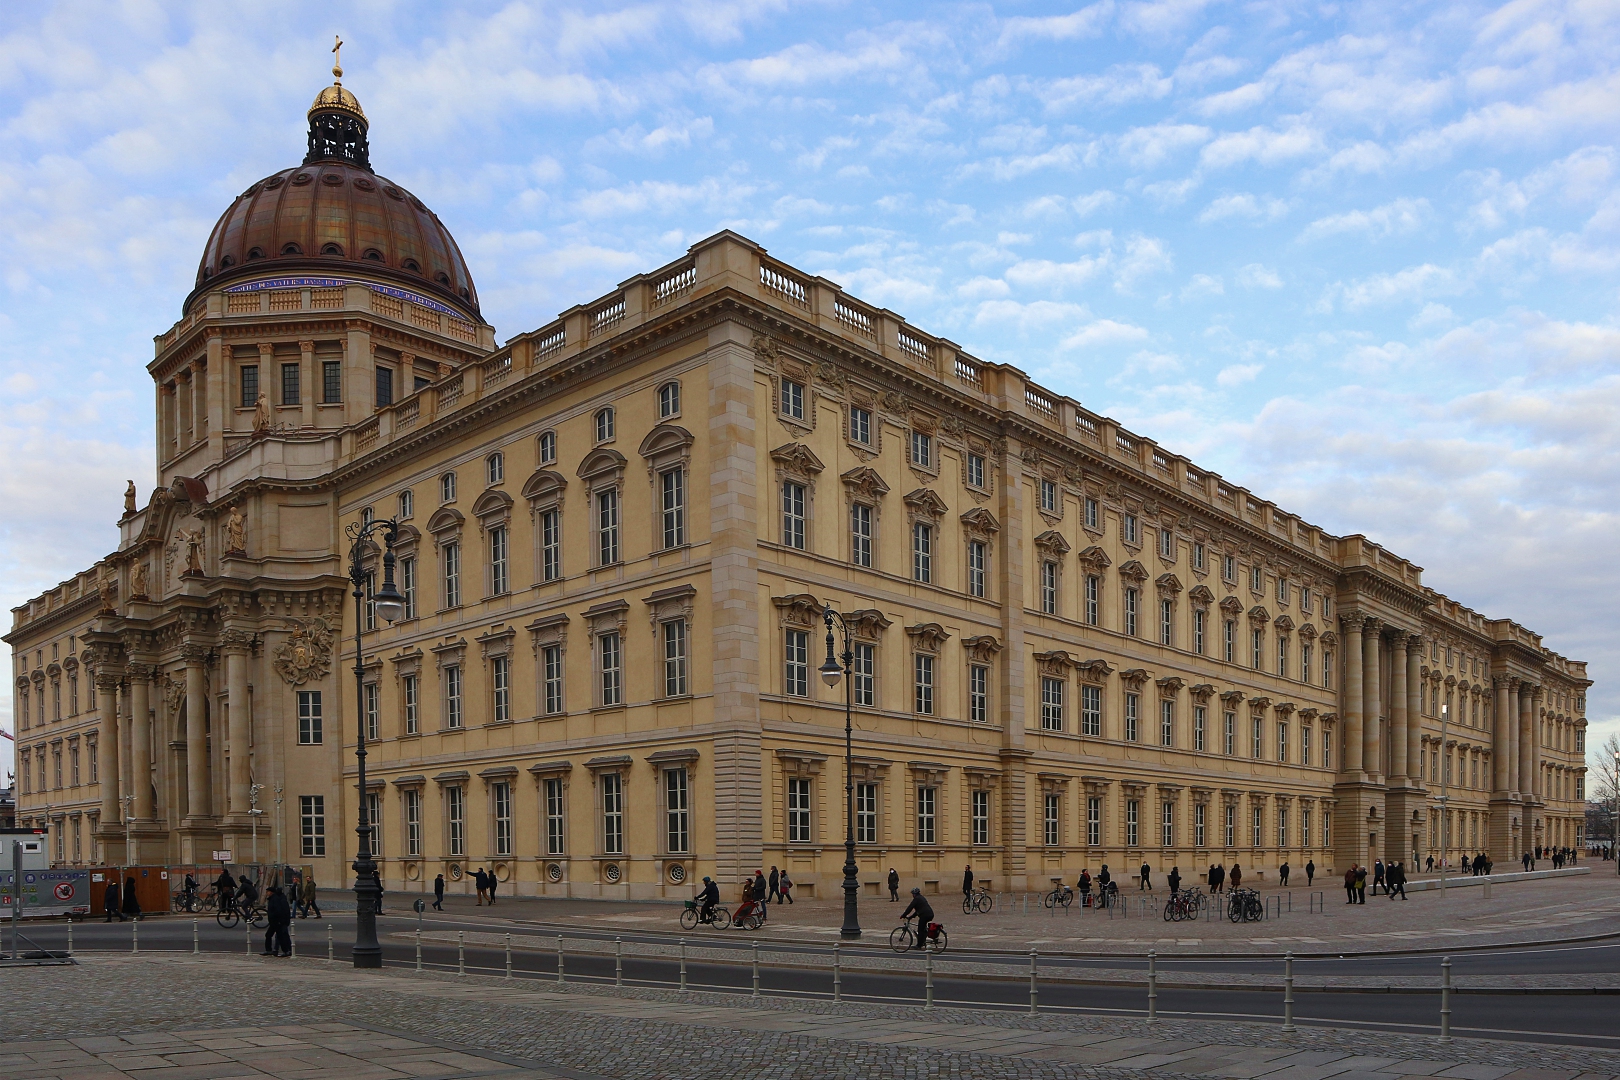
[1309,891,1324,913]
[1265,895,1282,920]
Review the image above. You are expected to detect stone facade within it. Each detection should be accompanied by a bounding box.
[6,88,1591,897]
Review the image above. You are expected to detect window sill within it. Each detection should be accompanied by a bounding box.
[590,705,627,716]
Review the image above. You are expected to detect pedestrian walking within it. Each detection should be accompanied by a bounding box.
[962,864,974,901]
[372,869,385,913]
[104,878,123,922]
[1387,861,1407,900]
[1372,859,1386,896]
[1354,865,1367,904]
[1167,866,1182,894]
[433,873,446,910]
[475,867,489,905]
[122,876,142,921]
[1229,864,1242,891]
[1305,859,1315,886]
[486,868,497,905]
[263,884,292,957]
[1139,861,1152,890]
[768,866,780,903]
[1426,854,1435,873]
[887,867,900,902]
[753,869,768,904]
[779,868,793,904]
[1279,861,1290,887]
[1344,865,1357,905]
[299,873,321,919]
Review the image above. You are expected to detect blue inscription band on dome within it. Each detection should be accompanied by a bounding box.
[224,277,461,318]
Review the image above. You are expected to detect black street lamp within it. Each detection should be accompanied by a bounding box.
[818,605,862,940]
[345,517,406,968]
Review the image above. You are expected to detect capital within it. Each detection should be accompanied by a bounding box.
[179,642,210,664]
[258,342,275,358]
[124,661,157,681]
[1340,612,1367,633]
[219,629,256,653]
[1406,631,1424,649]
[298,339,316,352]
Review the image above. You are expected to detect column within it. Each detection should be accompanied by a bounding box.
[1530,686,1545,801]
[1390,631,1409,782]
[176,367,193,450]
[298,340,316,427]
[1341,614,1365,775]
[224,635,252,815]
[1406,635,1423,785]
[184,648,211,819]
[1517,682,1533,803]
[1499,678,1517,794]
[1362,618,1382,781]
[128,664,154,820]
[118,681,133,810]
[96,674,122,835]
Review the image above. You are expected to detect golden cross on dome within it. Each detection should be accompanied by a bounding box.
[332,35,344,82]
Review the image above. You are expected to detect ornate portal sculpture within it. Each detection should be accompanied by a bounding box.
[272,617,335,685]
[97,573,118,613]
[175,528,205,577]
[224,505,248,555]
[129,558,148,599]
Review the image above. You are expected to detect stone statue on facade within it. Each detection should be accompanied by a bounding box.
[224,505,248,555]
[253,391,272,433]
[129,558,148,599]
[175,527,205,577]
[97,573,117,613]
[123,481,137,515]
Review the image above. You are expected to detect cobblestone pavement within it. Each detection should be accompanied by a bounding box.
[417,866,1620,956]
[6,954,1620,1080]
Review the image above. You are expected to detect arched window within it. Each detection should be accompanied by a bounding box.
[658,381,681,419]
[321,243,344,256]
[440,471,457,504]
[595,407,615,443]
[537,431,557,464]
[398,489,414,520]
[281,243,302,255]
[402,258,421,273]
[247,247,266,260]
[486,452,504,486]
[363,248,385,262]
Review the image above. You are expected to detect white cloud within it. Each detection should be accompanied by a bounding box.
[1115,122,1211,168]
[1299,197,1430,241]
[1235,263,1283,289]
[1181,273,1224,299]
[1115,235,1173,290]
[996,3,1115,48]
[1032,64,1173,111]
[1073,190,1122,217]
[1198,192,1289,223]
[1061,318,1151,348]
[1216,362,1262,386]
[1200,124,1322,169]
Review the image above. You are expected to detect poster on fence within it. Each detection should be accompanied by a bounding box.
[1,869,93,919]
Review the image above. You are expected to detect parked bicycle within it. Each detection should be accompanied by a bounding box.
[679,899,732,930]
[1227,887,1263,923]
[962,882,994,914]
[1042,882,1075,909]
[172,886,218,914]
[1161,887,1206,922]
[889,915,948,953]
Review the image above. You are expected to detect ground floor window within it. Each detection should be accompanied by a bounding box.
[300,795,326,857]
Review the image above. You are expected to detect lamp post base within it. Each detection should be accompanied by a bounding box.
[839,843,862,939]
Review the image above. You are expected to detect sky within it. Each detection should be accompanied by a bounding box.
[2,0,1618,783]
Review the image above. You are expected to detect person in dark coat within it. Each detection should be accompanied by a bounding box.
[1372,860,1386,896]
[1305,859,1315,886]
[887,868,900,902]
[768,866,780,903]
[1387,861,1407,899]
[215,868,236,913]
[121,876,142,920]
[474,867,489,905]
[1279,861,1290,887]
[1229,864,1243,891]
[1167,866,1182,894]
[1139,861,1152,890]
[962,865,974,900]
[752,869,768,903]
[104,879,123,922]
[485,868,496,905]
[372,869,385,913]
[263,885,293,957]
[1344,865,1357,904]
[433,873,446,911]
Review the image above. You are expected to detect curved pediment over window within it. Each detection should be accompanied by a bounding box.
[522,468,568,502]
[638,423,695,459]
[577,447,628,483]
[426,507,464,534]
[471,489,514,520]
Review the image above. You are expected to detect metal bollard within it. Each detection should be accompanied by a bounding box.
[1146,949,1158,1024]
[191,918,198,955]
[1282,951,1296,1032]
[752,941,760,1001]
[556,934,565,987]
[925,948,934,1010]
[415,928,422,971]
[246,924,251,957]
[1439,956,1453,1043]
[327,924,333,963]
[290,921,297,959]
[614,936,623,988]
[679,938,688,992]
[68,919,74,957]
[132,918,138,954]
[505,933,512,980]
[1029,949,1039,1014]
[458,931,465,976]
[833,941,841,1003]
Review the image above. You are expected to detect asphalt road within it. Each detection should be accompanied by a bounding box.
[12,913,1620,1049]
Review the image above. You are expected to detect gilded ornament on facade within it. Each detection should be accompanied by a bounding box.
[272,617,335,685]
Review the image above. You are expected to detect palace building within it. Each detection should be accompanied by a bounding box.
[7,74,1591,897]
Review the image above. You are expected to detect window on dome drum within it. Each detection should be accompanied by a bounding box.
[240,365,258,409]
[658,381,680,418]
[967,453,985,489]
[486,453,503,485]
[322,361,342,403]
[375,366,393,408]
[911,431,932,469]
[595,407,615,443]
[322,243,344,257]
[363,249,384,262]
[440,472,457,503]
[247,247,265,260]
[538,431,556,464]
[403,259,421,273]
[849,405,871,446]
[282,243,302,256]
[781,379,805,421]
[436,272,451,286]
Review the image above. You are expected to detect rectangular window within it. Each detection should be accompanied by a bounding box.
[1277,578,1289,605]
[851,503,872,568]
[401,556,417,618]
[375,366,394,408]
[406,788,422,856]
[912,523,932,582]
[1044,793,1061,846]
[489,525,509,595]
[967,540,986,597]
[914,653,935,714]
[363,569,377,631]
[1125,588,1139,636]
[363,682,380,742]
[1277,806,1288,849]
[1252,628,1264,670]
[545,778,565,855]
[659,381,681,418]
[597,489,620,565]
[445,665,463,728]
[1160,699,1174,746]
[366,795,382,857]
[784,629,809,697]
[1193,542,1205,570]
[1252,716,1264,758]
[541,509,561,582]
[916,786,936,845]
[853,641,876,708]
[1126,799,1139,847]
[283,362,304,407]
[968,664,988,723]
[788,777,812,842]
[1224,805,1235,847]
[442,541,461,608]
[1277,721,1288,763]
[967,453,985,489]
[1302,804,1312,849]
[322,360,342,403]
[1159,528,1173,558]
[1324,649,1333,687]
[1252,806,1263,848]
[972,789,990,846]
[1162,802,1175,847]
[1041,677,1064,731]
[1195,804,1206,847]
[1160,598,1173,645]
[542,645,564,715]
[781,379,805,420]
[856,783,877,844]
[596,408,615,442]
[1224,620,1235,662]
[665,768,689,854]
[1301,643,1312,685]
[911,430,932,468]
[1302,724,1312,766]
[782,482,806,549]
[300,795,326,857]
[1084,497,1099,529]
[88,740,97,783]
[1125,692,1140,742]
[1325,728,1332,770]
[849,405,871,445]
[1277,634,1287,677]
[297,690,323,744]
[492,655,511,723]
[240,364,259,409]
[1224,710,1236,755]
[661,468,686,548]
[1193,609,1205,654]
[599,632,622,707]
[1124,513,1138,545]
[1223,554,1235,582]
[601,773,624,854]
[493,781,513,856]
[1251,566,1264,592]
[1040,478,1057,513]
[1041,561,1058,614]
[1081,684,1102,736]
[663,620,688,697]
[1079,575,1097,627]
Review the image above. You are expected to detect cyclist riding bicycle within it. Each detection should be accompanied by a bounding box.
[215,868,236,912]
[901,887,940,950]
[697,876,720,924]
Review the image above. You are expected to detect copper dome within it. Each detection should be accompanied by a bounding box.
[187,78,480,319]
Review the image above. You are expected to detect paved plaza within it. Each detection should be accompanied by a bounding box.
[7,951,1620,1080]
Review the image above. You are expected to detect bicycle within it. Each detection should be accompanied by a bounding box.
[962,883,993,914]
[679,900,732,930]
[1042,884,1074,909]
[172,887,215,914]
[1226,887,1263,923]
[889,916,948,954]
[216,898,269,930]
[1162,887,1205,921]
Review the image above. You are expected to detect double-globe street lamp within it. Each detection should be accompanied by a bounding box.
[345,516,407,968]
[817,604,862,940]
